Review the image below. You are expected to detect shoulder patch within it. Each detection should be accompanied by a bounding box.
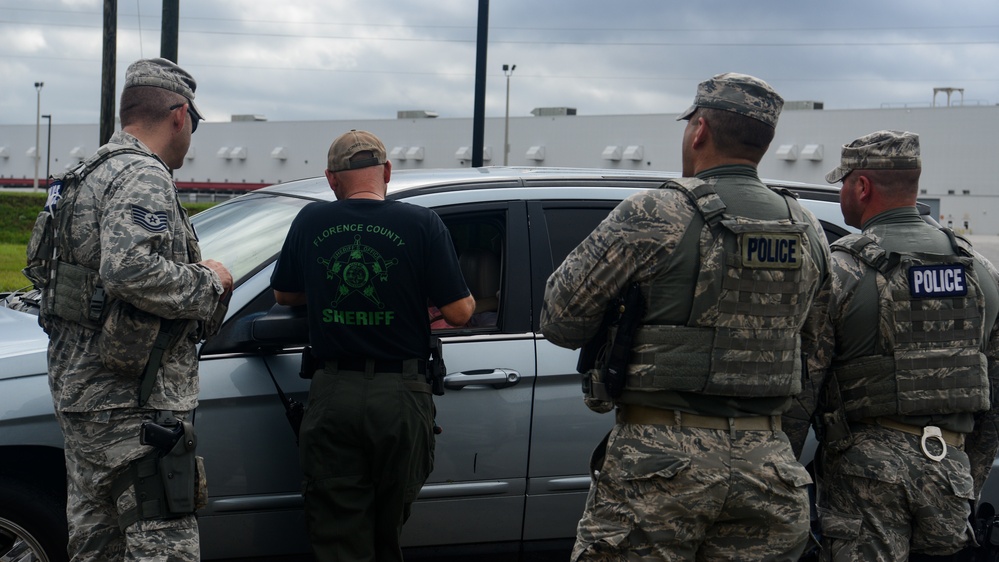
[131,204,169,233]
[908,264,968,298]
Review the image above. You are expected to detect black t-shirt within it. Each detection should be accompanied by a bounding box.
[271,199,470,360]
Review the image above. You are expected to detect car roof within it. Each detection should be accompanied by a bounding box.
[253,165,843,203]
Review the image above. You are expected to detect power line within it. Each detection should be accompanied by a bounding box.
[4,53,999,85]
[3,6,999,34]
[2,19,998,47]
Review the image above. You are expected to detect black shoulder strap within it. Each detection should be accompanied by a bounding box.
[138,319,189,407]
[831,234,892,274]
[79,146,151,180]
[662,177,727,228]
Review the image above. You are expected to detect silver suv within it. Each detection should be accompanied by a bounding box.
[0,167,963,561]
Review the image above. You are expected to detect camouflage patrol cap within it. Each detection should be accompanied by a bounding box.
[123,58,204,120]
[677,72,783,128]
[825,130,921,183]
[328,129,388,172]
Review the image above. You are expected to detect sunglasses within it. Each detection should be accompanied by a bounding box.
[169,102,200,133]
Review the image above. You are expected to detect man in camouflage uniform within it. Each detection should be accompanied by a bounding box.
[541,73,831,561]
[42,59,232,561]
[812,130,999,561]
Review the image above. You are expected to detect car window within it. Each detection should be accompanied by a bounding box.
[434,211,505,332]
[544,206,616,268]
[819,220,850,244]
[192,194,311,286]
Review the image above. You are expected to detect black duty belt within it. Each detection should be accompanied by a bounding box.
[326,357,426,375]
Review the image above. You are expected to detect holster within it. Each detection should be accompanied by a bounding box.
[589,431,611,481]
[114,417,206,529]
[820,408,852,446]
[816,373,852,448]
[159,420,201,514]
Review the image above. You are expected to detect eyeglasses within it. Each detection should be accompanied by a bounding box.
[169,102,200,133]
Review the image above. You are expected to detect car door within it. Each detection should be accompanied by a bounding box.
[523,199,625,540]
[188,193,316,559]
[401,200,537,547]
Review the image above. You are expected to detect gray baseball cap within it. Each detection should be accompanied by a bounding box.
[123,58,204,120]
[677,72,783,128]
[825,130,921,183]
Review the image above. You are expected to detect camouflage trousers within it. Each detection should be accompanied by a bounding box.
[56,408,199,562]
[817,424,975,561]
[572,422,811,561]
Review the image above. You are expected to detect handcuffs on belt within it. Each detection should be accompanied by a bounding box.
[921,425,947,462]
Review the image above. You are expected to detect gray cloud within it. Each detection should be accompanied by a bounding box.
[2,0,997,125]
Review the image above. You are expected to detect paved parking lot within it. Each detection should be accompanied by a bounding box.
[966,235,999,267]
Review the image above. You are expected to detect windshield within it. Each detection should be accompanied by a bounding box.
[191,193,312,285]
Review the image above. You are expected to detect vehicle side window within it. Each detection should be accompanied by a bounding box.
[433,212,505,332]
[819,220,850,245]
[544,206,616,268]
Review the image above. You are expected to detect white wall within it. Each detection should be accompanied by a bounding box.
[2,105,997,232]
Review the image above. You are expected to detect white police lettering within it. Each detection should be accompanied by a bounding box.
[908,264,968,298]
[741,233,802,269]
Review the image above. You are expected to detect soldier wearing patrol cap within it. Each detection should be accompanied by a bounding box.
[38,58,232,561]
[810,130,999,560]
[542,72,831,560]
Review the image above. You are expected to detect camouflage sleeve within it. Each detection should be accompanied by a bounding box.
[541,189,692,349]
[790,248,867,456]
[968,252,999,497]
[98,162,222,322]
[783,215,834,457]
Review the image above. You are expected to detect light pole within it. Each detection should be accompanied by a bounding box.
[33,81,44,190]
[503,64,516,166]
[42,114,52,182]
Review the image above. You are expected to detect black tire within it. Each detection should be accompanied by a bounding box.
[0,478,68,562]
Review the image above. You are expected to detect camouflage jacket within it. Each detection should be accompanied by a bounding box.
[541,165,831,452]
[814,206,999,495]
[46,130,224,413]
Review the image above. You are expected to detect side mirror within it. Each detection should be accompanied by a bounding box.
[250,304,310,346]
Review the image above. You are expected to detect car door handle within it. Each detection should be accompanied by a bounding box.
[443,369,520,390]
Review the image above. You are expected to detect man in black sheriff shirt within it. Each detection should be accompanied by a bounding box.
[272,129,474,562]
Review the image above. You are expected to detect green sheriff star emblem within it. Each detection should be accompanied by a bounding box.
[319,234,398,309]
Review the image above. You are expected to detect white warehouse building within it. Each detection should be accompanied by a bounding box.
[2,102,998,233]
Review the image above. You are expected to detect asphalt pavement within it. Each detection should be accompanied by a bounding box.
[966,235,999,267]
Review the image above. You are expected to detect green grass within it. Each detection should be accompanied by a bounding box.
[0,243,32,292]
[0,193,217,292]
[0,192,46,245]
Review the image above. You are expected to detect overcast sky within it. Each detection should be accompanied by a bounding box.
[3,0,999,126]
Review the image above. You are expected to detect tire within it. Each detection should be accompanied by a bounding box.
[0,479,68,562]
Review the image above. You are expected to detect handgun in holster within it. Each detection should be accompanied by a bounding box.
[577,283,644,401]
[115,412,206,524]
[816,375,851,446]
[602,283,645,399]
[427,336,446,396]
[140,416,185,452]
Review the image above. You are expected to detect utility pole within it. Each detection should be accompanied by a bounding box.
[42,114,52,182]
[161,0,179,62]
[33,82,43,191]
[99,0,117,146]
[503,64,515,166]
[471,0,488,168]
